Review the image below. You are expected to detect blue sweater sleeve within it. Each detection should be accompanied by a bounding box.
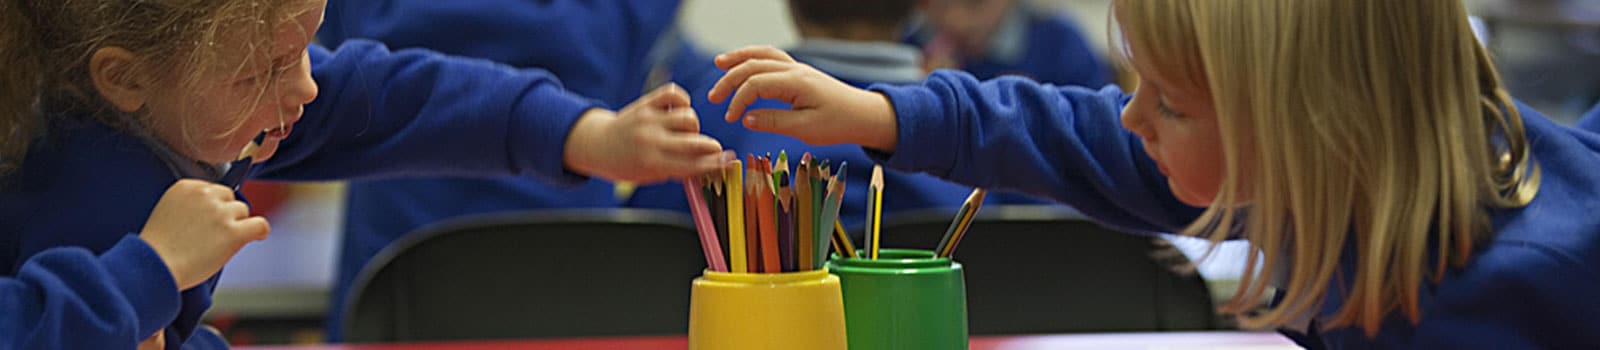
[253,40,601,184]
[0,236,181,349]
[318,0,681,110]
[866,70,1204,233]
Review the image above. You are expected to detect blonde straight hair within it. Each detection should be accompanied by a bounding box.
[1114,0,1539,336]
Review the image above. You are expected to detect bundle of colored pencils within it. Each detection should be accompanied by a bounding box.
[684,151,849,273]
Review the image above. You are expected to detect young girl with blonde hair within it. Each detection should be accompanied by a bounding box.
[709,0,1600,347]
[0,0,726,348]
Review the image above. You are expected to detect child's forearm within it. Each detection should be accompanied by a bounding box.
[856,92,900,153]
[561,108,617,178]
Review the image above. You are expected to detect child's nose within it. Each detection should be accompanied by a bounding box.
[283,70,318,107]
[1121,105,1153,141]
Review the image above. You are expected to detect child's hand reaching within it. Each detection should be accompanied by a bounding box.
[708,46,901,152]
[140,179,270,291]
[564,84,731,183]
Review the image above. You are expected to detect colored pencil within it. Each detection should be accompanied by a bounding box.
[937,188,988,258]
[745,155,762,272]
[683,177,728,272]
[867,165,884,259]
[819,171,850,259]
[757,159,781,272]
[833,219,858,259]
[704,175,728,266]
[812,163,825,266]
[725,160,747,273]
[796,155,814,270]
[777,174,795,272]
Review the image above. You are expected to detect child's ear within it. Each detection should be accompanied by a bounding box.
[89,47,150,113]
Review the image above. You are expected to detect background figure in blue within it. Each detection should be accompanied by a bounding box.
[1473,0,1600,124]
[903,0,1111,88]
[628,0,1058,236]
[316,0,695,341]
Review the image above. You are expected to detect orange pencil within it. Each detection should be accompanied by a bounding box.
[757,158,781,272]
[744,154,761,272]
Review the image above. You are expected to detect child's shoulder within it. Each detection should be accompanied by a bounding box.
[1485,107,1600,281]
[5,118,175,210]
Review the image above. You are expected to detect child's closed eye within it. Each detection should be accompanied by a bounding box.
[1157,98,1185,119]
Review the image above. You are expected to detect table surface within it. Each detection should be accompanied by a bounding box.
[237,331,1300,350]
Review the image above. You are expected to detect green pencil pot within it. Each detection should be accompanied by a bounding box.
[827,248,968,350]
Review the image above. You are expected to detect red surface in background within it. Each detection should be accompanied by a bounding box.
[238,182,290,216]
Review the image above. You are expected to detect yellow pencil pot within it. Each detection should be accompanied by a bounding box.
[687,268,848,350]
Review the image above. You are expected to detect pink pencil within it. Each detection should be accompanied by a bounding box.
[684,177,729,272]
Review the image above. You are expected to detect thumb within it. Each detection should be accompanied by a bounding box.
[640,83,691,110]
[237,216,271,241]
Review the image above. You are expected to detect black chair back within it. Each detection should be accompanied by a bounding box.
[878,205,1218,334]
[343,209,704,342]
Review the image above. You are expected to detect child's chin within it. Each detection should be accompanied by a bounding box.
[1169,180,1213,207]
[252,141,282,163]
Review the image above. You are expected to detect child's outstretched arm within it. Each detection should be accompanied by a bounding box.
[254,41,726,184]
[710,46,1202,233]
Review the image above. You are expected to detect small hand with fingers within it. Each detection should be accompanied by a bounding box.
[708,46,900,152]
[565,84,733,184]
[141,179,270,291]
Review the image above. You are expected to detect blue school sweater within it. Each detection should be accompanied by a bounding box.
[905,4,1111,88]
[316,0,682,340]
[0,40,598,349]
[629,39,1053,235]
[1579,102,1600,132]
[867,70,1600,348]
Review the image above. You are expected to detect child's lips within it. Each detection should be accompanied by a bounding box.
[264,117,300,139]
[266,124,292,139]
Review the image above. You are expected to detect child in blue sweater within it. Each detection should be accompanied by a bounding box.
[708,0,1600,348]
[903,0,1110,87]
[314,0,688,340]
[0,0,724,348]
[626,0,1058,234]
